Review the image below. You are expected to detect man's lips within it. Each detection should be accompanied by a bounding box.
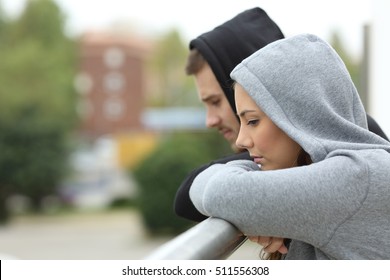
[220,128,232,138]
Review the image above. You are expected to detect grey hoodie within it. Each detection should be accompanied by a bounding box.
[189,34,390,259]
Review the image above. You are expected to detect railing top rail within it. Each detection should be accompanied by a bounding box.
[145,217,246,260]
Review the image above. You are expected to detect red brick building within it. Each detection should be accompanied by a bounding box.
[75,32,151,138]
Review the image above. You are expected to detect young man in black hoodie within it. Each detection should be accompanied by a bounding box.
[174,7,389,223]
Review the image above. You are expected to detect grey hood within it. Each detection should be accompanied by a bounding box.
[231,33,390,163]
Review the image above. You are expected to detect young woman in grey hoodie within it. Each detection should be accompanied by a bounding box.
[189,34,390,260]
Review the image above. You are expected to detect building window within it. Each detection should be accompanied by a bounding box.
[104,47,125,69]
[74,72,93,95]
[103,72,125,93]
[104,99,125,120]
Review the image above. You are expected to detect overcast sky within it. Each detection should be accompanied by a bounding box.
[2,0,373,58]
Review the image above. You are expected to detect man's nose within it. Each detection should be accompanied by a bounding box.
[206,112,221,128]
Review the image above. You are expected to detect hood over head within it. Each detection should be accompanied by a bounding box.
[231,34,390,162]
[189,7,284,114]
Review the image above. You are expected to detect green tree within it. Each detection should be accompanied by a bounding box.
[0,107,69,210]
[9,0,64,43]
[133,130,231,235]
[0,0,7,44]
[147,29,199,107]
[0,0,77,219]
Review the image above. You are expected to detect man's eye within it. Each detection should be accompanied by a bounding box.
[247,119,259,126]
[211,100,220,106]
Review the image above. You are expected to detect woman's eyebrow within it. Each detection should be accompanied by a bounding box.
[238,109,257,117]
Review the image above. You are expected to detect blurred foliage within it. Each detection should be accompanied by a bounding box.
[146,29,199,107]
[0,0,77,220]
[133,130,231,235]
[0,107,69,202]
[0,1,6,42]
[329,30,362,94]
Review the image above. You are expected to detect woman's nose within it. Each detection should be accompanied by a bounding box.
[235,129,251,149]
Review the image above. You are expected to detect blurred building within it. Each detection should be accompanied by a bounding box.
[63,31,206,209]
[59,137,138,209]
[64,31,154,208]
[73,30,206,169]
[75,31,151,138]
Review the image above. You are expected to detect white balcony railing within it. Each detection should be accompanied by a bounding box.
[145,217,247,260]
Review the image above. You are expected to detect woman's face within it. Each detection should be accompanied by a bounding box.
[235,83,302,171]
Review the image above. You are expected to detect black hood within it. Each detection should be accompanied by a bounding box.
[189,7,284,114]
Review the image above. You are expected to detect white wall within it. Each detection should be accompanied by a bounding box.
[370,0,390,137]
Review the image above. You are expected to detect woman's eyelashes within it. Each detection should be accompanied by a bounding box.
[247,119,259,126]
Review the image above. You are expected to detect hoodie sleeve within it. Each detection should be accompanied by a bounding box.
[189,157,369,248]
[174,151,251,222]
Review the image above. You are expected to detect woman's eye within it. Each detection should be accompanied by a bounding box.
[247,119,259,126]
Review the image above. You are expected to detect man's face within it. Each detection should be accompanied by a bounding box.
[194,63,240,151]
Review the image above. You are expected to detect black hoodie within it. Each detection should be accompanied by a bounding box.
[189,7,284,114]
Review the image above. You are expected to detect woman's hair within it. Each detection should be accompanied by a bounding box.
[262,149,312,260]
[185,48,206,75]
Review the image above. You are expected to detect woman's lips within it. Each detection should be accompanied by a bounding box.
[252,156,264,165]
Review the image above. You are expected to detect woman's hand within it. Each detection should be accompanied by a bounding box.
[248,236,288,254]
